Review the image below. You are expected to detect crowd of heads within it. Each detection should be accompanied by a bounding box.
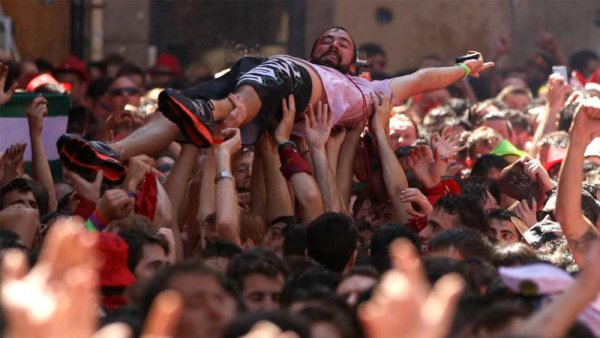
[1,26,600,338]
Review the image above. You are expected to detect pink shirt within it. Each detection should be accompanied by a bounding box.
[284,56,392,136]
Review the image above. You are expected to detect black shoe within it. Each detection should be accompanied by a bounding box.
[57,134,126,185]
[158,89,215,147]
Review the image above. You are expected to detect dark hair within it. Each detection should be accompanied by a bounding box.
[117,228,169,274]
[0,229,27,252]
[470,154,509,178]
[422,257,460,285]
[226,248,289,293]
[429,227,494,261]
[67,106,100,139]
[222,311,310,338]
[0,178,49,217]
[492,242,538,267]
[140,260,238,316]
[297,302,358,338]
[434,195,490,235]
[359,42,385,57]
[86,76,113,100]
[369,224,420,273]
[34,58,54,73]
[457,258,499,295]
[461,177,501,208]
[117,63,145,79]
[569,49,599,74]
[282,223,306,256]
[280,266,340,306]
[306,213,358,273]
[201,240,242,259]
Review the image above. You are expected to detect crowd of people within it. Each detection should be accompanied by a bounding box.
[1,25,600,338]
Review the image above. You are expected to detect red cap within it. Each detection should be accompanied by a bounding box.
[26,73,69,92]
[55,55,89,83]
[151,53,182,76]
[98,232,136,287]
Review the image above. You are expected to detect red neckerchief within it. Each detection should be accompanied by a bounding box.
[574,69,599,86]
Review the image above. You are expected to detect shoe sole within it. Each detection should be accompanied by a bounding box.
[58,136,126,184]
[159,90,214,147]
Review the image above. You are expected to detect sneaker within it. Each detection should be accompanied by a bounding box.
[158,89,215,147]
[57,134,126,185]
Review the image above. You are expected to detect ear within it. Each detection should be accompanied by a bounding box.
[343,250,358,273]
[242,238,255,250]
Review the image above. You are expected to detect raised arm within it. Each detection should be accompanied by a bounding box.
[213,128,242,245]
[274,95,324,224]
[518,241,600,338]
[163,144,198,227]
[337,121,364,208]
[370,92,411,224]
[306,102,345,213]
[389,52,494,101]
[555,97,600,267]
[26,96,57,211]
[259,134,294,224]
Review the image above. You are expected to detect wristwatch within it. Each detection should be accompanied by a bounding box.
[215,170,234,183]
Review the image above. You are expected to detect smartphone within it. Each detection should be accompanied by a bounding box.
[552,65,569,81]
[455,53,480,64]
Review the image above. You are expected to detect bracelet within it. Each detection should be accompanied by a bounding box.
[278,140,297,150]
[215,170,234,183]
[456,63,470,77]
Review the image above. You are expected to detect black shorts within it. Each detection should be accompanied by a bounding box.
[182,56,312,136]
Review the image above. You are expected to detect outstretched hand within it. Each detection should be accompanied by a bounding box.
[1,217,183,338]
[359,240,464,338]
[0,63,17,106]
[370,91,393,134]
[1,143,26,183]
[26,95,48,136]
[274,95,296,145]
[431,127,467,161]
[462,51,495,78]
[403,145,440,188]
[305,101,333,150]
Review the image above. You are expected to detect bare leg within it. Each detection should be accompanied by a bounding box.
[212,85,262,126]
[111,85,261,159]
[110,112,180,160]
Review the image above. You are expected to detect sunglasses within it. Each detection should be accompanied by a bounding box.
[109,87,140,97]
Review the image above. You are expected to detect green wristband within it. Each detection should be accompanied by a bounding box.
[456,63,470,77]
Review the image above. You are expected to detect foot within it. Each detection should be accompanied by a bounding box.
[57,134,126,185]
[158,89,216,147]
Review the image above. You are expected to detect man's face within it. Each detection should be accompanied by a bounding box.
[134,243,170,284]
[56,72,86,104]
[419,209,457,252]
[482,119,512,144]
[336,274,378,307]
[233,151,253,189]
[489,218,519,243]
[504,93,530,111]
[168,273,237,338]
[108,76,141,113]
[310,28,355,74]
[2,190,37,211]
[241,273,284,312]
[367,54,386,73]
[389,119,417,150]
[261,222,285,256]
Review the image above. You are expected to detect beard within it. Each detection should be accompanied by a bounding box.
[311,50,352,74]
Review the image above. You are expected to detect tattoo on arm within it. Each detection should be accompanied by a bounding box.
[570,227,600,254]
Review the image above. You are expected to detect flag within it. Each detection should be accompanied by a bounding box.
[0,92,71,179]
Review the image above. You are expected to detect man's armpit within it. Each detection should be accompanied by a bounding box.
[569,227,600,254]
